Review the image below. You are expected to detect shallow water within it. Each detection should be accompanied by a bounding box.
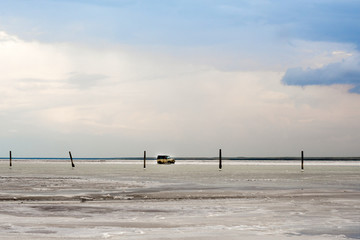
[0,161,359,239]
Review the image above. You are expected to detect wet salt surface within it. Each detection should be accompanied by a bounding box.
[0,162,359,239]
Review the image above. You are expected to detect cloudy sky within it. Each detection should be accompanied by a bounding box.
[1,0,359,157]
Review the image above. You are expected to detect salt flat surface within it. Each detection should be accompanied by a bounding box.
[0,162,359,239]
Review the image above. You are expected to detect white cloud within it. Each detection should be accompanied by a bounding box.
[1,31,360,157]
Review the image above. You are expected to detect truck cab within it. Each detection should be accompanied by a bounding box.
[157,155,175,164]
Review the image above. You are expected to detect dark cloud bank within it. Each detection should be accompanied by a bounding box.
[282,57,360,94]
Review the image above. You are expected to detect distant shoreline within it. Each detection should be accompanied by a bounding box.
[0,157,359,161]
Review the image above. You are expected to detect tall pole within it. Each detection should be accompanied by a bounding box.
[9,151,12,167]
[69,151,75,168]
[301,150,304,170]
[143,151,146,168]
[219,149,222,170]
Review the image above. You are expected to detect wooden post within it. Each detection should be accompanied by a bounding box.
[219,149,222,170]
[69,151,75,168]
[143,151,146,168]
[301,150,304,170]
[9,151,12,167]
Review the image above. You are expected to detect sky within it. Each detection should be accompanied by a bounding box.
[1,0,360,157]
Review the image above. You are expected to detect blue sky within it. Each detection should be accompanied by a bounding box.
[1,0,360,157]
[1,0,359,46]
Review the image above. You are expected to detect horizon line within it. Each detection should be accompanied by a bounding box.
[1,157,360,161]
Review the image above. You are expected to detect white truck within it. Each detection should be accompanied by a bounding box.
[157,155,175,164]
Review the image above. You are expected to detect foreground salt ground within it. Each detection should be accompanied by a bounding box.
[0,161,359,239]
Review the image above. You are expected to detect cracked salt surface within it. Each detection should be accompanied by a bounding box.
[0,161,359,239]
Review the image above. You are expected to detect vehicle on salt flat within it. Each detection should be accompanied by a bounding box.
[157,155,175,164]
